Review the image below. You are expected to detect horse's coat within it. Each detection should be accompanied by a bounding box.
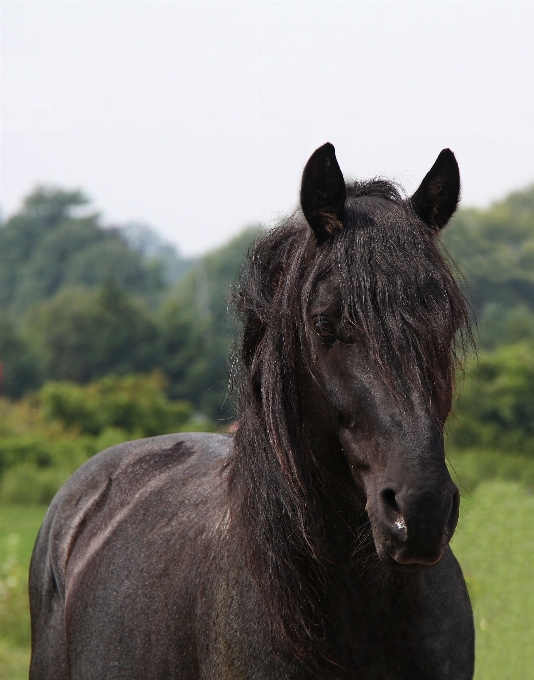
[30,144,475,679]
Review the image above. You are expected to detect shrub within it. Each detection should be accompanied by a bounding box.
[39,371,195,437]
[450,343,534,454]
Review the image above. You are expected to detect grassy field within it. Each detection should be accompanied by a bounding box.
[0,506,47,680]
[1,481,533,679]
[452,481,534,680]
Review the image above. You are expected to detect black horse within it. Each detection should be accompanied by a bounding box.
[30,144,475,679]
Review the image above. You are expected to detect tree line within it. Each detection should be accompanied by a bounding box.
[1,182,534,436]
[0,186,258,420]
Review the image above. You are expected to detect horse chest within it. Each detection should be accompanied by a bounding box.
[201,559,426,680]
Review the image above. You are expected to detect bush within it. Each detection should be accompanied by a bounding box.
[25,281,161,384]
[449,343,534,454]
[0,429,128,505]
[0,465,74,506]
[39,372,195,437]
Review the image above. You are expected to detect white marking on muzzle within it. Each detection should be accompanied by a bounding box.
[395,517,406,531]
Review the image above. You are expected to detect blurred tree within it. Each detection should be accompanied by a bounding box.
[120,222,195,284]
[160,226,260,420]
[450,342,534,453]
[3,179,534,420]
[0,186,167,317]
[444,185,534,344]
[39,372,196,437]
[445,185,534,304]
[26,279,160,384]
[0,187,88,311]
[64,236,161,291]
[13,218,106,309]
[476,303,534,350]
[0,321,41,399]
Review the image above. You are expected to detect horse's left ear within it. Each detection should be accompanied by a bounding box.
[411,149,460,231]
[301,143,346,243]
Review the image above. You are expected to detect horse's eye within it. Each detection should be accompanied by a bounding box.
[314,317,336,342]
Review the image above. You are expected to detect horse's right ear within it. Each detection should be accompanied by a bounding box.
[301,143,346,243]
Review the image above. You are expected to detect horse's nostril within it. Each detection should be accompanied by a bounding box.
[381,488,400,514]
[379,488,408,534]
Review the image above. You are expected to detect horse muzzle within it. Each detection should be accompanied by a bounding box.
[369,483,460,571]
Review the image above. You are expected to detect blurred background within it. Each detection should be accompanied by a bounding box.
[1,2,534,678]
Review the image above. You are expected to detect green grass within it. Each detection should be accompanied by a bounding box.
[0,505,47,680]
[0,505,48,566]
[447,447,534,493]
[452,480,534,680]
[1,480,534,679]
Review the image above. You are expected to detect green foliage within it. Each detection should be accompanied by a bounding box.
[0,186,187,319]
[3,179,534,428]
[444,185,534,349]
[450,343,534,453]
[0,185,256,413]
[0,186,190,399]
[451,481,534,679]
[40,372,194,437]
[447,448,534,493]
[445,185,534,306]
[0,429,127,506]
[0,187,153,315]
[0,507,47,680]
[120,222,195,285]
[1,465,81,507]
[476,303,534,350]
[0,320,41,399]
[25,280,160,384]
[0,373,212,505]
[0,188,88,307]
[160,226,261,419]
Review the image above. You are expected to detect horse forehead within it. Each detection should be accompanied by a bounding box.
[346,193,399,209]
[344,194,405,225]
[309,278,344,312]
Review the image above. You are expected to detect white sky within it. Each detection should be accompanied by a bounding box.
[2,1,534,256]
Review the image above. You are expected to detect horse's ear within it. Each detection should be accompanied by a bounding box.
[301,143,346,243]
[411,149,460,231]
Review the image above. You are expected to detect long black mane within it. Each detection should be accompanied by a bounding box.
[227,179,472,667]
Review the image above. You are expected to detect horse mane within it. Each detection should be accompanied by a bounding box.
[227,179,472,670]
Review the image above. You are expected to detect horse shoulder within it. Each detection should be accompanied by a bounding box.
[34,433,229,587]
[30,432,235,679]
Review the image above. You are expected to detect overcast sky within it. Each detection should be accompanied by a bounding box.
[2,1,534,255]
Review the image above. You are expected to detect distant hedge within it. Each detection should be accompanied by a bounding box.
[449,342,534,455]
[0,372,213,505]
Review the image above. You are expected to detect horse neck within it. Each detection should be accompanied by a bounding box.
[228,416,370,570]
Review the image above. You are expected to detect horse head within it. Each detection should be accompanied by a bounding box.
[299,143,468,571]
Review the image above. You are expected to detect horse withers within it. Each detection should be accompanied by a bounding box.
[30,144,475,679]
